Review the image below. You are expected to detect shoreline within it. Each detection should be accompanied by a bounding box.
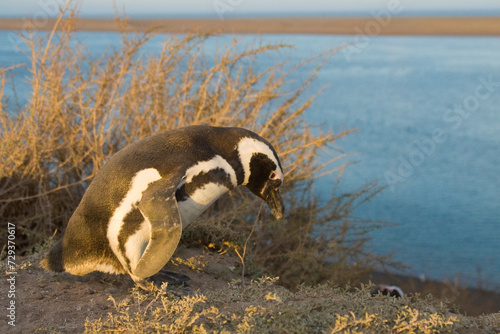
[1,17,500,36]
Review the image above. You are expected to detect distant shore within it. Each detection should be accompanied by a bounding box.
[1,17,500,35]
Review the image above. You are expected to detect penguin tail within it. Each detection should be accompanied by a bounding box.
[40,239,65,272]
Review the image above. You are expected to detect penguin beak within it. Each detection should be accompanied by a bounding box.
[263,179,284,220]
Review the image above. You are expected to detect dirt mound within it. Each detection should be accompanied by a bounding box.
[1,247,243,333]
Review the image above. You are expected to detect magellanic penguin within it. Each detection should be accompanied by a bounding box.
[371,285,404,298]
[41,126,284,290]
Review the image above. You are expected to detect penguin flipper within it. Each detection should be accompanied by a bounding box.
[132,177,183,282]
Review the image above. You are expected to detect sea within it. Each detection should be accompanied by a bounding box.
[1,30,499,291]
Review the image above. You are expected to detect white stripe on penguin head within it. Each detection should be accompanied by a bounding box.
[237,137,282,185]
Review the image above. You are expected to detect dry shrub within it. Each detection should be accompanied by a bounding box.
[0,5,393,286]
[85,279,474,334]
[245,182,397,288]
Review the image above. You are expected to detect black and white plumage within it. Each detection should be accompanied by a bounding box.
[41,126,284,289]
[371,284,404,298]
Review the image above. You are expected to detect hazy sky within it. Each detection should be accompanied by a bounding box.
[2,0,500,17]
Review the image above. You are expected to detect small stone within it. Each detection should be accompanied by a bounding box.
[87,288,95,295]
[97,304,108,310]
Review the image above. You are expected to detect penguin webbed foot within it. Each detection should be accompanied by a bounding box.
[149,269,191,287]
[135,269,191,291]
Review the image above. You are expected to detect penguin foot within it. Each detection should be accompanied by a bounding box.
[148,269,191,288]
[134,270,191,291]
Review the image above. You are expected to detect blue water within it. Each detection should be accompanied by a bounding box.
[305,36,500,290]
[1,31,499,290]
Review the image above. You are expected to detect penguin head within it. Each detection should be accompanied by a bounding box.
[237,137,285,220]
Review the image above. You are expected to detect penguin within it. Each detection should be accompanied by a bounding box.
[371,284,404,298]
[41,125,285,290]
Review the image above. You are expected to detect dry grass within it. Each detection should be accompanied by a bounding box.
[1,3,392,288]
[84,276,499,333]
[1,247,498,333]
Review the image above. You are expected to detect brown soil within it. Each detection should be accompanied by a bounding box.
[1,247,247,333]
[1,17,500,36]
[2,247,499,333]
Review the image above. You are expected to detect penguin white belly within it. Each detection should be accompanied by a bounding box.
[177,182,230,227]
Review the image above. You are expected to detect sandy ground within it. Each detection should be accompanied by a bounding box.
[1,247,247,333]
[1,17,500,36]
[1,246,499,333]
